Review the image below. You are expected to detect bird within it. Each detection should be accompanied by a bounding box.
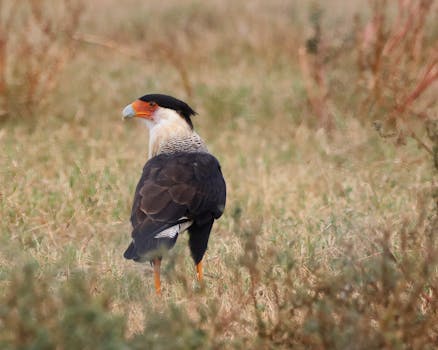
[122,94,226,295]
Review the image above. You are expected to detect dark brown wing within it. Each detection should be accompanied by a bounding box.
[124,152,226,261]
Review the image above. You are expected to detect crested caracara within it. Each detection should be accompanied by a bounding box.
[122,94,226,294]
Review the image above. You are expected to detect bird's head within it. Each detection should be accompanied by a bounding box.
[122,94,196,130]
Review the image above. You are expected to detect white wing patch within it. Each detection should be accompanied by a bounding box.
[154,219,193,239]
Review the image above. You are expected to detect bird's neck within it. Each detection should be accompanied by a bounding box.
[146,118,207,158]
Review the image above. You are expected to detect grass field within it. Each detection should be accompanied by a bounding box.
[1,0,437,348]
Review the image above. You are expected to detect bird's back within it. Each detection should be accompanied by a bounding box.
[125,151,226,262]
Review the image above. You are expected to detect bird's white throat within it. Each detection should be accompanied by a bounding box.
[142,107,205,158]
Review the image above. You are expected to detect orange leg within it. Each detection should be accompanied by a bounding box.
[196,260,203,282]
[153,258,161,295]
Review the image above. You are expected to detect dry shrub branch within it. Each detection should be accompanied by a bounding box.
[72,32,194,98]
[0,0,83,119]
[299,3,334,132]
[299,0,437,146]
[357,0,438,145]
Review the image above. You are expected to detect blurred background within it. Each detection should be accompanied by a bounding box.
[1,0,437,348]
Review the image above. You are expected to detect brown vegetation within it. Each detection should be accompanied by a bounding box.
[0,0,83,119]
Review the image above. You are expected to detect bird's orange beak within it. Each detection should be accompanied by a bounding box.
[122,100,158,120]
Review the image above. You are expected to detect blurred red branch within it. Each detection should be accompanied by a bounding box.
[352,0,438,157]
[394,54,438,116]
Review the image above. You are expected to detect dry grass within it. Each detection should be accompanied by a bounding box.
[1,0,437,348]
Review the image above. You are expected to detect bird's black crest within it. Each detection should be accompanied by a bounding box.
[139,94,197,129]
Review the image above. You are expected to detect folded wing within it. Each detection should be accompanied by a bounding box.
[124,152,226,261]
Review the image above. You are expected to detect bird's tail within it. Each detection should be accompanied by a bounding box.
[123,241,141,261]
